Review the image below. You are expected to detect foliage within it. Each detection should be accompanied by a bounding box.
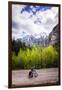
[12,45,59,69]
[12,39,27,56]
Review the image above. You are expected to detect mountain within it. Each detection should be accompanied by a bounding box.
[16,32,49,47]
[49,24,60,50]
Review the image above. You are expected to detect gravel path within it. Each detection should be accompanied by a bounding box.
[12,68,59,87]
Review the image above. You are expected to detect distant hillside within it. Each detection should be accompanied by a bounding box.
[49,24,60,50]
[15,32,49,47]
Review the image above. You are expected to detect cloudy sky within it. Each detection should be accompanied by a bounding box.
[12,4,59,40]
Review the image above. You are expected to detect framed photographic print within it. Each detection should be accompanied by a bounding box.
[8,1,61,88]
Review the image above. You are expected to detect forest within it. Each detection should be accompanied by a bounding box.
[12,40,59,69]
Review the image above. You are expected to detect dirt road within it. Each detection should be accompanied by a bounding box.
[12,68,59,87]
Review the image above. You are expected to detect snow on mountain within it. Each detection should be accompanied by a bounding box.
[16,32,49,46]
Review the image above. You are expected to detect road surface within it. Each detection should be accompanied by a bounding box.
[12,68,59,87]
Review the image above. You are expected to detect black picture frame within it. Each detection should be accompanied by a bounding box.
[8,1,61,88]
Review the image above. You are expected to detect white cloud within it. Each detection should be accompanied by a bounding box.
[35,7,58,33]
[12,5,59,40]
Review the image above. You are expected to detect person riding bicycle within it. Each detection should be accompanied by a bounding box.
[28,67,38,78]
